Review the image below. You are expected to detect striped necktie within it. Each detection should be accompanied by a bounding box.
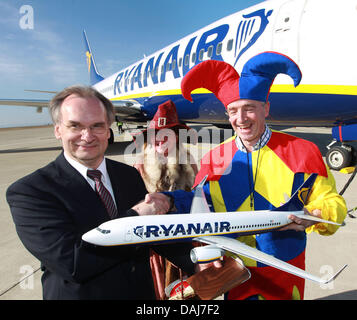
[87,169,117,219]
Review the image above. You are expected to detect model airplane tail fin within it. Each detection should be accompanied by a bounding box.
[274,173,317,212]
[277,173,344,226]
[83,30,104,86]
[190,175,211,214]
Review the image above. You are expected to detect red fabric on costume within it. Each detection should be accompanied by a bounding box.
[228,251,306,300]
[267,131,327,177]
[193,139,238,187]
[193,131,327,189]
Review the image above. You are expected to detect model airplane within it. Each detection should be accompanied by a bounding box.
[1,0,357,169]
[82,174,347,285]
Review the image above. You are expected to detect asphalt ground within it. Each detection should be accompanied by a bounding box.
[0,124,356,300]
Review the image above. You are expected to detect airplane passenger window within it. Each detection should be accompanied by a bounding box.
[227,39,233,51]
[178,57,182,67]
[207,45,213,58]
[216,43,222,55]
[199,49,204,61]
[184,54,189,66]
[191,52,196,63]
[172,60,176,70]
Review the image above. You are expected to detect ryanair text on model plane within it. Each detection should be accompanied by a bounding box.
[133,221,231,239]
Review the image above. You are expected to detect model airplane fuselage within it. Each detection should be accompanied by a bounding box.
[82,174,347,284]
[82,210,302,248]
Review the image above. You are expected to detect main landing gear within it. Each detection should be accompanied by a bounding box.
[325,124,357,171]
[326,142,355,171]
[326,126,357,218]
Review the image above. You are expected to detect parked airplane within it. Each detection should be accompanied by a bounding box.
[1,0,357,169]
[82,174,347,285]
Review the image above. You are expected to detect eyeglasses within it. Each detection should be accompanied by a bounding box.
[63,122,108,135]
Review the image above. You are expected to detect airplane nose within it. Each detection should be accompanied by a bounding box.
[83,226,113,246]
[82,228,99,245]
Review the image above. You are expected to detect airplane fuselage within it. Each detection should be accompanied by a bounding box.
[92,0,357,127]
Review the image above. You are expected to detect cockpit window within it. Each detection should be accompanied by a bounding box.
[96,227,111,234]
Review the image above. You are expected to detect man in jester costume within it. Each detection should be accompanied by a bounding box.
[148,52,347,300]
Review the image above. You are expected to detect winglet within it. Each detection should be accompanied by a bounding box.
[83,30,105,86]
[321,264,348,284]
[190,175,211,214]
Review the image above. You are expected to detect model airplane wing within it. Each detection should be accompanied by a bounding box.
[194,235,347,284]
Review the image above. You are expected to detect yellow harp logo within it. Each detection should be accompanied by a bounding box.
[86,51,92,73]
[297,187,310,205]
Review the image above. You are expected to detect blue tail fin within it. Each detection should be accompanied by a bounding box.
[83,30,104,86]
[273,174,317,211]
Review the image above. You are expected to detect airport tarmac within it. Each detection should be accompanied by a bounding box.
[0,125,356,300]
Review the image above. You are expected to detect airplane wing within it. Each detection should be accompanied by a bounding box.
[0,99,49,108]
[0,98,146,121]
[0,98,142,110]
[194,235,347,284]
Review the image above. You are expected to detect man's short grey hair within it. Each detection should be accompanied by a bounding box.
[49,85,115,125]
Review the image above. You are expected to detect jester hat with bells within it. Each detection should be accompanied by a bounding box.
[180,51,302,107]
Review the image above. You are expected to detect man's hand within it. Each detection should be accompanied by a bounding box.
[280,207,322,231]
[131,192,171,216]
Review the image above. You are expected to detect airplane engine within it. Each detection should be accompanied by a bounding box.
[190,245,225,264]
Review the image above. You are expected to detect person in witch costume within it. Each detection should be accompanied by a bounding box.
[134,100,197,193]
[146,52,347,300]
[134,99,198,299]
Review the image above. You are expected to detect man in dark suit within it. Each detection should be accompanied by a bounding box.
[6,86,194,300]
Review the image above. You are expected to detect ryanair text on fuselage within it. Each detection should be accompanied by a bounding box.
[113,9,273,96]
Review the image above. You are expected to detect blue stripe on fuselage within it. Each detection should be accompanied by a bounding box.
[139,92,357,126]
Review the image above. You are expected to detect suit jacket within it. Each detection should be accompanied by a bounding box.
[6,152,194,300]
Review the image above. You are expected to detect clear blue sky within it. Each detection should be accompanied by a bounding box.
[0,0,263,128]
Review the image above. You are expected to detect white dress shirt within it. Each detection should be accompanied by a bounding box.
[63,152,117,208]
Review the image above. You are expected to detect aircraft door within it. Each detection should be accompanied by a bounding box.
[125,225,132,242]
[272,0,305,62]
